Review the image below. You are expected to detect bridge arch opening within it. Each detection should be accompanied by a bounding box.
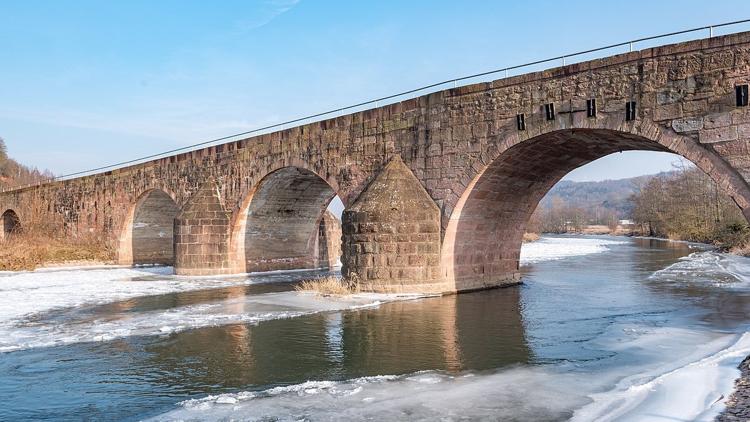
[125,189,181,266]
[442,128,750,292]
[232,167,342,273]
[2,209,21,237]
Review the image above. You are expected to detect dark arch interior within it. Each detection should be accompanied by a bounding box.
[451,129,681,289]
[132,190,181,265]
[2,209,20,236]
[244,167,340,272]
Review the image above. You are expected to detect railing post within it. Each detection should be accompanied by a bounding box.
[629,42,633,52]
[709,26,714,38]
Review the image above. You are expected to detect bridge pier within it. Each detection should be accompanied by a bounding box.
[342,157,448,293]
[174,181,233,276]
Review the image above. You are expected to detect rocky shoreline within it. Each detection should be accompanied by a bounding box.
[717,356,750,421]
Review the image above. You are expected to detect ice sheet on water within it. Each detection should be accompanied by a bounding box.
[650,251,750,288]
[520,236,627,264]
[0,264,431,352]
[0,266,251,324]
[572,331,750,421]
[149,369,591,422]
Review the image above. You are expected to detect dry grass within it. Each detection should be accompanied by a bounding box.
[0,232,113,271]
[522,232,540,243]
[295,275,395,296]
[295,276,358,295]
[730,243,750,257]
[0,194,116,271]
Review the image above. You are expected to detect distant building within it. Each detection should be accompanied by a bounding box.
[618,219,635,226]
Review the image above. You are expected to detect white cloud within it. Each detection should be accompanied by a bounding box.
[233,0,300,31]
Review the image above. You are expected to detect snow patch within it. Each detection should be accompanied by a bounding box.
[0,266,257,324]
[520,236,627,264]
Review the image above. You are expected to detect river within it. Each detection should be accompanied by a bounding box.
[1,235,749,421]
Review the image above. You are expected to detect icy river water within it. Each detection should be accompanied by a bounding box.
[2,235,750,421]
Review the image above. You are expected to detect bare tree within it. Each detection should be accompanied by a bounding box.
[630,165,747,247]
[0,137,7,162]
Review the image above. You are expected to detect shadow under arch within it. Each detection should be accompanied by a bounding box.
[2,209,21,237]
[118,189,181,266]
[442,127,750,292]
[230,166,341,273]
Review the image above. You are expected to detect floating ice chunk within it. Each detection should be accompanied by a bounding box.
[215,396,237,405]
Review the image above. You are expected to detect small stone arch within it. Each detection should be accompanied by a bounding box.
[229,166,340,273]
[2,209,21,238]
[118,189,181,266]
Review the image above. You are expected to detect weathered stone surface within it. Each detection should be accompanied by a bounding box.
[2,31,750,292]
[654,102,683,121]
[705,112,733,129]
[700,126,739,144]
[672,117,704,133]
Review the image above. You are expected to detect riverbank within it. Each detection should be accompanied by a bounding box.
[719,356,750,421]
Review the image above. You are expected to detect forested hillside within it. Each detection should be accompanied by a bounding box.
[0,138,54,189]
[529,165,750,250]
[538,175,658,217]
[530,173,661,233]
[630,163,748,248]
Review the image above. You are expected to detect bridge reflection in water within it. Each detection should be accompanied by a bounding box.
[140,285,529,392]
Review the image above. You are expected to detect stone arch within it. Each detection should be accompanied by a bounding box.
[2,209,21,238]
[118,189,181,266]
[441,126,750,292]
[229,166,341,273]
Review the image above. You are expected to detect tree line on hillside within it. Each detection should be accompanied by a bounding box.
[528,163,750,249]
[527,196,621,234]
[527,176,648,233]
[0,138,54,189]
[630,163,748,248]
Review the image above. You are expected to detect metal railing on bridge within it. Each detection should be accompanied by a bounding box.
[3,18,750,193]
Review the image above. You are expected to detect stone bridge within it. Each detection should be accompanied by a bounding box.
[3,32,750,293]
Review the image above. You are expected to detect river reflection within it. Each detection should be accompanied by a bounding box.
[629,238,750,329]
[141,286,529,394]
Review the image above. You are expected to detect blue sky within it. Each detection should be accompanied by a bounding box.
[2,1,750,181]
